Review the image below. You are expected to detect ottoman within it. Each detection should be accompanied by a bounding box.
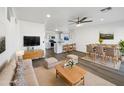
[44,57,59,69]
[67,54,79,64]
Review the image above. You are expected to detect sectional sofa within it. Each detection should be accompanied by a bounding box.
[0,57,39,86]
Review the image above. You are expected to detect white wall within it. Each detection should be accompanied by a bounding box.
[19,20,45,52]
[0,8,46,67]
[0,7,20,66]
[74,21,124,52]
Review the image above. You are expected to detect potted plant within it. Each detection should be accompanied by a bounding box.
[99,38,103,44]
[64,59,76,69]
[119,40,124,61]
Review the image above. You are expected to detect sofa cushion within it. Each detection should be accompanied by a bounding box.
[23,59,32,69]
[12,62,27,86]
[0,58,16,86]
[12,77,27,86]
[24,67,39,86]
[0,61,7,73]
[23,59,39,86]
[16,62,25,75]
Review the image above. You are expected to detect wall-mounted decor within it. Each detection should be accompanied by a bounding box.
[99,33,114,40]
[61,33,70,41]
[64,36,69,41]
[0,37,6,54]
[0,21,6,54]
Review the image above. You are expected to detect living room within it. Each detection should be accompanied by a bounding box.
[0,6,124,87]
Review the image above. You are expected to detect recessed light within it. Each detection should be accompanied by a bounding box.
[55,29,59,31]
[46,14,51,18]
[100,18,104,21]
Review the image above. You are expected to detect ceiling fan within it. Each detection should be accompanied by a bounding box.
[68,17,93,26]
[100,7,112,12]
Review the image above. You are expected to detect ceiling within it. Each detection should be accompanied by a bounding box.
[14,7,124,32]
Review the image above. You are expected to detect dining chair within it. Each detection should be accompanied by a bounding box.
[86,44,96,61]
[95,45,105,63]
[104,47,119,64]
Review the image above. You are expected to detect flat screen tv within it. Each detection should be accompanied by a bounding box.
[24,36,40,46]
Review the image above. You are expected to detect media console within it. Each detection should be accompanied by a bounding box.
[23,49,44,60]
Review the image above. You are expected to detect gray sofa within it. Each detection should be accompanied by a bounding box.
[0,57,39,86]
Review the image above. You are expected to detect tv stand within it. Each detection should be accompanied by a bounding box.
[23,49,44,60]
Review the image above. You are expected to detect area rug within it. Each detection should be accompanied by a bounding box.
[34,65,115,86]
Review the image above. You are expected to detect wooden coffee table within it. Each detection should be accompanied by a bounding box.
[55,63,86,86]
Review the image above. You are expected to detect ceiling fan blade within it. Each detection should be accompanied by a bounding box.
[82,20,93,23]
[78,17,80,21]
[68,22,76,25]
[100,7,112,12]
[68,20,77,22]
[80,17,87,22]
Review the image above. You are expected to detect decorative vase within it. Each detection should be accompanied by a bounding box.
[69,65,73,69]
[64,59,75,69]
[99,38,103,44]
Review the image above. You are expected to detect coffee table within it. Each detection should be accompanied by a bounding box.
[55,63,86,86]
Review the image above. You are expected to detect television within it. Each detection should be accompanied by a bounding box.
[24,36,40,46]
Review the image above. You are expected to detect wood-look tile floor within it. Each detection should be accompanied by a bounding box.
[32,49,124,86]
